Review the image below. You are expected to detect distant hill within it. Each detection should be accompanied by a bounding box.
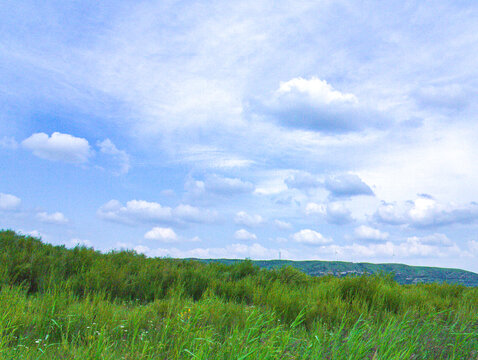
[195,259,478,287]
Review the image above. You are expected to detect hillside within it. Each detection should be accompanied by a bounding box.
[197,259,478,287]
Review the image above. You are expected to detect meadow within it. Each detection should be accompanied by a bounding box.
[0,230,477,359]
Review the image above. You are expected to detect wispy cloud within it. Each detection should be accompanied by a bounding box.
[97,139,130,175]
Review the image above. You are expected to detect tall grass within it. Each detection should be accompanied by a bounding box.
[1,230,477,359]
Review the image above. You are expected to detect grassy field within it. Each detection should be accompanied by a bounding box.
[1,230,477,359]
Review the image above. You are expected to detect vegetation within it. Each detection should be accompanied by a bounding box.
[200,259,478,287]
[1,230,477,359]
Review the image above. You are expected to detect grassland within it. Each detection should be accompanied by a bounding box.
[1,230,477,359]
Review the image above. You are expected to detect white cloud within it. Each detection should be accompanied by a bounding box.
[320,236,461,260]
[406,234,453,247]
[354,225,388,241]
[0,193,21,211]
[234,211,264,227]
[292,229,332,245]
[327,202,354,224]
[176,145,254,169]
[97,139,131,174]
[204,174,254,195]
[397,237,460,258]
[274,219,292,230]
[36,211,69,225]
[284,171,321,189]
[185,178,206,197]
[98,199,172,225]
[22,132,92,163]
[134,243,288,260]
[98,199,217,225]
[375,197,478,228]
[251,77,385,133]
[324,174,374,198]
[305,202,326,215]
[144,227,178,242]
[374,202,407,225]
[254,177,289,196]
[234,229,257,241]
[306,202,354,225]
[277,77,358,105]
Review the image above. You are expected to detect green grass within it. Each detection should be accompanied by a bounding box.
[1,230,477,359]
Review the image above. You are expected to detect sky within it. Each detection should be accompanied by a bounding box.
[2,0,478,272]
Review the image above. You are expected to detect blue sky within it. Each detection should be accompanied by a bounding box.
[2,0,478,272]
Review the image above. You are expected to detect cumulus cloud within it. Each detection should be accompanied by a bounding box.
[354,225,388,242]
[305,202,324,215]
[98,199,172,225]
[144,227,178,242]
[22,132,92,163]
[250,77,386,133]
[97,199,217,225]
[324,174,374,198]
[375,197,478,228]
[0,193,21,211]
[234,211,264,227]
[306,202,354,225]
[278,77,358,104]
[292,229,332,245]
[234,229,257,241]
[36,211,69,225]
[97,139,131,175]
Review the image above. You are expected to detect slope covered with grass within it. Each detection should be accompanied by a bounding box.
[199,259,478,287]
[1,230,477,359]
